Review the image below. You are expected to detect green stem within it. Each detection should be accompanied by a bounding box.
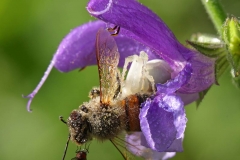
[201,0,227,36]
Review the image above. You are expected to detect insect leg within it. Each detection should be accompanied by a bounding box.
[62,134,71,160]
[107,26,121,36]
[139,51,156,93]
[121,55,139,83]
[141,68,155,93]
[59,116,70,160]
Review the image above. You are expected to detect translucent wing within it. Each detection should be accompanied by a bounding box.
[110,133,151,160]
[96,28,120,105]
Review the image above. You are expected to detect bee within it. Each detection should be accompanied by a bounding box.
[66,28,156,159]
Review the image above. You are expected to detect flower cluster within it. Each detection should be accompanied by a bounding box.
[25,0,215,159]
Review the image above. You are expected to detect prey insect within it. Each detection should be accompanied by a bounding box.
[71,149,88,160]
[64,27,156,159]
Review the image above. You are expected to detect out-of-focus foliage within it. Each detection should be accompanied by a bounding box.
[0,0,240,160]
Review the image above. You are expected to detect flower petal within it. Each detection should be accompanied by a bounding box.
[140,132,184,152]
[157,63,192,95]
[164,137,184,152]
[177,92,199,105]
[23,20,158,111]
[53,20,157,72]
[126,132,176,160]
[87,0,185,71]
[53,20,105,72]
[178,51,216,93]
[162,95,187,139]
[139,94,186,152]
[87,0,215,92]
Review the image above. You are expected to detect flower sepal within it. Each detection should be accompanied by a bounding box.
[223,17,240,88]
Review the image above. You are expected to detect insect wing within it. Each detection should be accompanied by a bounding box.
[110,133,146,160]
[96,28,120,104]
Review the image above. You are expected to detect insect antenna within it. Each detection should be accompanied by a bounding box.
[59,116,67,124]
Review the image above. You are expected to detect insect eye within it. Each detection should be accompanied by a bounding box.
[80,105,88,113]
[70,111,81,120]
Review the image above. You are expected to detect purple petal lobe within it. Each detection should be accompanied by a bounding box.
[87,0,185,71]
[23,59,55,112]
[157,63,192,94]
[140,132,184,152]
[177,92,199,105]
[87,0,113,15]
[87,0,215,92]
[164,137,184,152]
[140,98,175,151]
[178,51,216,93]
[140,95,186,152]
[53,20,157,72]
[126,132,176,160]
[53,21,105,72]
[162,95,186,139]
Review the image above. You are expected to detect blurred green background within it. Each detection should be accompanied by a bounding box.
[1,0,240,160]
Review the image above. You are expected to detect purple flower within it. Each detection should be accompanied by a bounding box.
[24,0,215,159]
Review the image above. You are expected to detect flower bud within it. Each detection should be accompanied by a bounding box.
[223,17,240,77]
